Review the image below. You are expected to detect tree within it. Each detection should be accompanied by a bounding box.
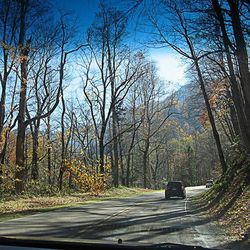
[211,0,250,151]
[0,0,19,150]
[149,1,227,173]
[81,5,145,186]
[137,64,175,188]
[124,84,143,186]
[14,3,84,193]
[15,0,31,193]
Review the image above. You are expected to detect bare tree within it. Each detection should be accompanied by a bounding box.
[137,64,175,188]
[81,5,146,186]
[14,4,86,192]
[0,0,18,141]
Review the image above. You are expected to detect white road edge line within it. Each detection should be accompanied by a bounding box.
[184,196,190,214]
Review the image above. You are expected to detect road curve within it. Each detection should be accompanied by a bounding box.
[0,186,234,249]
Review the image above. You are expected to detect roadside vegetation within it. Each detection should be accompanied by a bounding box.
[192,161,250,241]
[0,186,150,221]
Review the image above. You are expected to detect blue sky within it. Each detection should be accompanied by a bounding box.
[54,0,187,89]
[54,0,98,29]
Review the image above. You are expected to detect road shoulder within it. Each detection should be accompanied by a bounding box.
[188,188,249,250]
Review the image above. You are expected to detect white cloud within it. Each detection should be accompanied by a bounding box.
[150,49,187,89]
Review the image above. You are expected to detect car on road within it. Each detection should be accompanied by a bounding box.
[206,180,213,188]
[165,181,186,199]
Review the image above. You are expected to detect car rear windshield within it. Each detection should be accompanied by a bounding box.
[167,182,182,187]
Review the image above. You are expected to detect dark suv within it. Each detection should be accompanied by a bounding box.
[206,179,213,188]
[165,181,186,199]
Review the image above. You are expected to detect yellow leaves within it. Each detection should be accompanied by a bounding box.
[182,135,193,144]
[0,41,19,65]
[19,54,29,63]
[215,186,250,241]
[64,158,111,195]
[0,41,15,53]
[66,129,71,137]
[0,163,16,191]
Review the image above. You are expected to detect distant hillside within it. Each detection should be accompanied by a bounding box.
[167,83,204,133]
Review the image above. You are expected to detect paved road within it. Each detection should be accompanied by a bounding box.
[0,186,235,249]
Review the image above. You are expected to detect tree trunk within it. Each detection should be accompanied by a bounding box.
[177,4,227,173]
[99,135,105,173]
[118,130,125,186]
[194,59,227,173]
[143,138,150,188]
[227,0,250,105]
[112,107,119,187]
[31,120,40,180]
[126,151,132,187]
[47,114,52,184]
[126,129,137,187]
[59,91,66,190]
[126,102,137,187]
[15,0,29,193]
[212,0,250,150]
[0,77,7,137]
[227,0,250,151]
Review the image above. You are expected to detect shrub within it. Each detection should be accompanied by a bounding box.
[64,159,111,195]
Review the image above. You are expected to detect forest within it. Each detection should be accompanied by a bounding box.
[0,0,249,195]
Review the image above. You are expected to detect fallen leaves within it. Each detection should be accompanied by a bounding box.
[218,187,250,240]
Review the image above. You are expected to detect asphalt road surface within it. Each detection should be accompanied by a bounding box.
[0,186,236,249]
